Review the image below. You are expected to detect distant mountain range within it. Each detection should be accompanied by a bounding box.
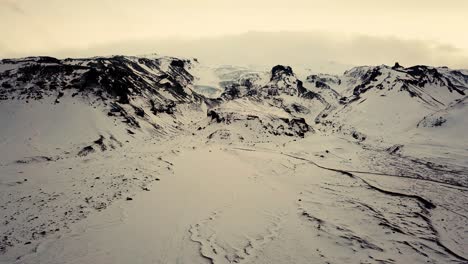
[1,55,467,145]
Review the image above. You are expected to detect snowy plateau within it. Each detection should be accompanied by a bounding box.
[0,55,467,264]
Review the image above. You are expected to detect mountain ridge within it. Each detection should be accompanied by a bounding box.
[2,55,467,144]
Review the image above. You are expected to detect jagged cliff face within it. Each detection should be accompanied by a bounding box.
[0,56,209,133]
[0,56,196,103]
[220,65,317,99]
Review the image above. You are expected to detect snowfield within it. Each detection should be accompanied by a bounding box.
[0,56,467,263]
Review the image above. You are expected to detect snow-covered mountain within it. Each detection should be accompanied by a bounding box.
[2,55,467,173]
[304,63,468,144]
[1,55,468,264]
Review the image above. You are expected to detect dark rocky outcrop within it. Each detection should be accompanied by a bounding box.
[271,65,294,81]
[207,108,312,138]
[0,56,196,103]
[352,67,383,96]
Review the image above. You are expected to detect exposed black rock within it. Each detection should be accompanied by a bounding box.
[207,108,312,138]
[306,74,341,86]
[78,146,95,157]
[352,67,383,96]
[207,110,225,123]
[150,100,176,115]
[341,64,468,108]
[392,62,403,70]
[386,144,404,155]
[271,65,294,81]
[0,56,196,103]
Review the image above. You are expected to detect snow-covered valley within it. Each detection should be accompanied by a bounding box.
[0,55,467,263]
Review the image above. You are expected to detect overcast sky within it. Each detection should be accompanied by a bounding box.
[1,0,467,69]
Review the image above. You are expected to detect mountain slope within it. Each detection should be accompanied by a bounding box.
[307,63,468,144]
[0,55,212,137]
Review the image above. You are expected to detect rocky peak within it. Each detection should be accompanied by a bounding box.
[271,65,294,81]
[392,62,403,70]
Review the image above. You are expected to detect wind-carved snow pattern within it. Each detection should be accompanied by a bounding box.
[190,208,287,264]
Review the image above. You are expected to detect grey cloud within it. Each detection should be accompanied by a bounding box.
[0,0,25,14]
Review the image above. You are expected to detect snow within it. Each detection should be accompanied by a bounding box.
[0,95,127,165]
[5,136,467,263]
[190,64,224,98]
[1,56,467,263]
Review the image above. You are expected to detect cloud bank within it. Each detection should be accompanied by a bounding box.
[2,31,467,73]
